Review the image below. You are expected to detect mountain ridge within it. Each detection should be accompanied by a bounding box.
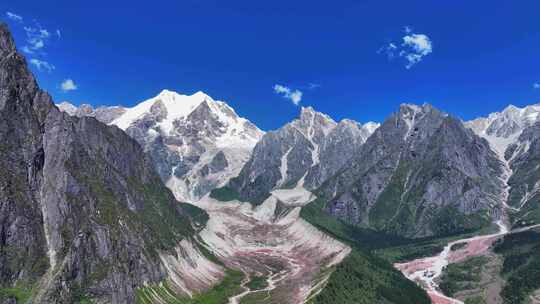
[0,22,224,303]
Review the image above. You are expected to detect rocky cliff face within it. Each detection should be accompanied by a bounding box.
[466,103,540,226]
[0,23,222,303]
[58,90,264,202]
[317,104,504,238]
[229,107,378,203]
[505,122,540,223]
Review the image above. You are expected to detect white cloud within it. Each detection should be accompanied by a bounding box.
[534,83,540,89]
[56,29,61,38]
[379,27,433,69]
[61,79,78,92]
[29,59,55,72]
[23,25,50,52]
[403,34,432,54]
[6,12,23,23]
[273,84,303,106]
[7,14,60,73]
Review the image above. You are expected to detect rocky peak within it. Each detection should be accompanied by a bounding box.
[317,103,503,238]
[0,23,15,54]
[465,102,540,157]
[296,106,337,135]
[231,105,378,201]
[57,101,78,115]
[57,101,127,124]
[363,121,381,134]
[87,89,264,201]
[466,103,540,139]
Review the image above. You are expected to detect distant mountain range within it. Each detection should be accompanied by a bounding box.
[3,20,540,303]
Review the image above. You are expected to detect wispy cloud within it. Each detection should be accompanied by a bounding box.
[5,11,63,77]
[534,82,540,89]
[61,79,77,92]
[30,59,55,72]
[6,12,23,23]
[273,84,303,106]
[379,26,433,69]
[23,25,51,54]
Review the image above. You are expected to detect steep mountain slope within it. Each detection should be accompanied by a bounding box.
[317,103,504,238]
[0,23,223,303]
[229,107,378,203]
[58,90,264,202]
[466,103,540,226]
[504,122,540,224]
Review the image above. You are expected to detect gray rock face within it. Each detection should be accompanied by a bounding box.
[0,23,208,303]
[57,101,127,124]
[504,122,540,223]
[230,107,378,203]
[304,119,375,189]
[317,104,504,238]
[60,90,263,202]
[465,103,540,226]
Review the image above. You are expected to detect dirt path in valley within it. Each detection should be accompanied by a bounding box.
[395,222,540,304]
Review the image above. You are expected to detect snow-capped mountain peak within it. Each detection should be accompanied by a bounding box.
[465,102,540,157]
[110,90,262,148]
[362,121,381,134]
[58,90,264,202]
[467,103,540,138]
[112,90,208,132]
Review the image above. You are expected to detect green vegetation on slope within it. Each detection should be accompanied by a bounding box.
[493,228,540,304]
[246,276,268,291]
[307,250,430,304]
[301,198,479,263]
[136,269,244,304]
[0,286,32,303]
[300,198,431,304]
[179,203,210,229]
[439,256,488,297]
[209,186,240,202]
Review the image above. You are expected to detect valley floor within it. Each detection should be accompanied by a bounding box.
[396,221,540,304]
[189,188,350,304]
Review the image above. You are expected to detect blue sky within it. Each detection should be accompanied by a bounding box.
[2,1,540,130]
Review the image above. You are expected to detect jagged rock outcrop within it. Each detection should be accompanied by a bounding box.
[317,104,504,238]
[465,103,540,225]
[465,103,540,156]
[57,101,126,124]
[0,23,221,303]
[229,107,378,203]
[59,90,264,202]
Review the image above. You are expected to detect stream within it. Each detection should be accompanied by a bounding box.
[395,221,540,304]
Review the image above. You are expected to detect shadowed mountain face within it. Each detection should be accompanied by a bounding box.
[0,23,221,303]
[316,104,504,238]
